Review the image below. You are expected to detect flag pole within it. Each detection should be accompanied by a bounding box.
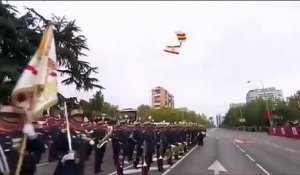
[15,24,52,175]
[15,87,38,175]
[64,102,73,151]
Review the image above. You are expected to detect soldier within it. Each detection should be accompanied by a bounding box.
[47,117,63,162]
[132,122,143,169]
[52,109,88,175]
[143,122,155,173]
[91,121,107,174]
[0,105,45,175]
[196,129,205,146]
[31,121,47,163]
[111,120,128,175]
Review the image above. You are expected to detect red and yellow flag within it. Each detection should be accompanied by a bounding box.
[11,25,58,120]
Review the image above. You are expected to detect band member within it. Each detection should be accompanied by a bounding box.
[52,109,87,175]
[143,122,155,173]
[91,122,107,174]
[0,105,45,175]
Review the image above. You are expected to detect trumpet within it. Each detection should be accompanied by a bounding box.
[96,132,112,148]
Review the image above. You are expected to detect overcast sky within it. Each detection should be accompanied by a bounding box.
[8,1,300,118]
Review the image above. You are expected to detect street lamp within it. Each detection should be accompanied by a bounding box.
[247,80,272,126]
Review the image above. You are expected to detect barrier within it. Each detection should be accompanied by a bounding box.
[269,125,300,139]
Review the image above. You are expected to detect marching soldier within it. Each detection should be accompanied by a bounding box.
[91,121,107,174]
[0,105,45,175]
[132,122,143,169]
[143,122,155,173]
[52,109,88,175]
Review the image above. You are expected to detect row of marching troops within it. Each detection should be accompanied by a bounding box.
[0,105,206,175]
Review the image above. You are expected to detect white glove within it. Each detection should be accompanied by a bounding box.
[23,123,37,139]
[61,151,75,163]
[89,139,95,145]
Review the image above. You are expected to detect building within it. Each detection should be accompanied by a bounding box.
[229,103,246,108]
[151,86,174,109]
[246,87,284,103]
[216,114,222,126]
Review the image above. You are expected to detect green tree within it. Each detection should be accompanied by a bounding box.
[137,104,151,119]
[101,102,119,118]
[0,2,103,103]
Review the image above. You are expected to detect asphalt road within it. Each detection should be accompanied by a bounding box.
[165,128,300,175]
[36,128,300,175]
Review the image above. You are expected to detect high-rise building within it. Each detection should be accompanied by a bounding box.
[246,87,284,103]
[229,103,245,108]
[216,114,222,126]
[151,86,174,109]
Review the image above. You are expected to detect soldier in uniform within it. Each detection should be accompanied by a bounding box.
[52,109,88,175]
[0,105,45,175]
[143,122,155,173]
[91,121,108,174]
[132,122,143,169]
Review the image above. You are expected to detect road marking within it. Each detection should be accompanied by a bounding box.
[123,165,171,174]
[233,138,245,144]
[271,143,280,148]
[284,147,297,153]
[107,164,133,175]
[234,144,270,175]
[207,160,228,175]
[245,154,255,162]
[216,136,218,139]
[108,155,159,175]
[162,145,198,175]
[36,162,50,166]
[256,163,271,175]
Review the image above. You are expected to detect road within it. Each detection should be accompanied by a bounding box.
[165,128,300,175]
[36,128,300,175]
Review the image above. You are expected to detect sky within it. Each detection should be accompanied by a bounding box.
[7,1,300,118]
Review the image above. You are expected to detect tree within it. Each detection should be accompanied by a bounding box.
[0,2,103,103]
[137,104,151,119]
[101,102,119,118]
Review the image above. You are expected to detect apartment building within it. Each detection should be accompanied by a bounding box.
[151,86,174,109]
[246,87,284,103]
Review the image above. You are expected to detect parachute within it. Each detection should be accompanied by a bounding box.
[175,31,186,45]
[164,31,186,55]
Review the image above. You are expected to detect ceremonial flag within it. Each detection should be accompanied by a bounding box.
[163,45,181,55]
[11,25,58,120]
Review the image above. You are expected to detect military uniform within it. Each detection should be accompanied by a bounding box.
[0,105,45,175]
[92,126,107,174]
[52,109,89,175]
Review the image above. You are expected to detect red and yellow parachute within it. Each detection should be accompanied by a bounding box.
[164,31,186,55]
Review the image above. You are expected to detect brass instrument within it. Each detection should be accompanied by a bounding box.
[96,127,114,148]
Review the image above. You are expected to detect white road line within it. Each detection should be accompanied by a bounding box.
[245,154,255,162]
[162,145,198,175]
[239,148,245,153]
[108,155,158,175]
[107,164,133,175]
[283,147,297,153]
[36,162,50,166]
[256,163,271,175]
[123,165,171,174]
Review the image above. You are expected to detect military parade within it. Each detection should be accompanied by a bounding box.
[0,105,206,175]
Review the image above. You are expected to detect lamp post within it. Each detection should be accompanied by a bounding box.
[247,80,272,127]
